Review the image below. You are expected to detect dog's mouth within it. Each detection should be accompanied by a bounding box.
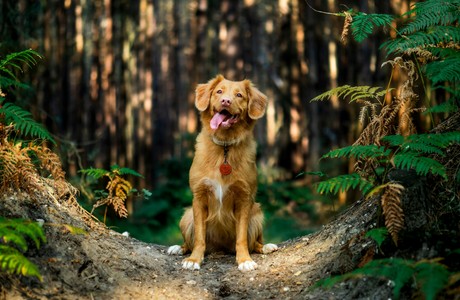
[210,109,239,130]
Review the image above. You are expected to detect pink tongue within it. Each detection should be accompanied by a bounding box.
[210,112,227,130]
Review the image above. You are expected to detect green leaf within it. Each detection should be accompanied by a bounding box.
[62,225,87,235]
[365,228,389,247]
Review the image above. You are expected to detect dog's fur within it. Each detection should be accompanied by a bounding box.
[168,75,278,272]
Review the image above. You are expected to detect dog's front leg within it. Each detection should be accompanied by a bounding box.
[233,185,257,272]
[182,189,208,270]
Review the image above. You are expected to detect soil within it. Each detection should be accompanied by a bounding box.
[0,184,395,300]
[1,111,460,299]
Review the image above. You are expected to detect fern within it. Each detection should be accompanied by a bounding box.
[425,54,460,84]
[0,100,55,143]
[399,0,460,35]
[393,153,447,179]
[79,167,110,179]
[0,49,42,81]
[316,258,453,300]
[380,183,405,245]
[425,97,459,114]
[351,13,394,43]
[322,145,391,160]
[0,245,42,281]
[383,26,460,55]
[383,132,460,150]
[80,164,143,220]
[0,49,54,144]
[415,260,451,300]
[315,173,374,195]
[110,164,143,178]
[0,218,46,281]
[311,85,387,103]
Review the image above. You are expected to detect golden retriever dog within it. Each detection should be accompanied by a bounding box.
[167,74,278,272]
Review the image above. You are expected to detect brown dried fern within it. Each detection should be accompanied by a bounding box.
[91,175,131,219]
[353,57,423,177]
[0,141,41,193]
[381,183,405,245]
[341,11,353,45]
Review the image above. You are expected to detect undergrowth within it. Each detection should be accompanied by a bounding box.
[79,164,145,222]
[0,218,46,281]
[309,0,460,298]
[0,49,80,281]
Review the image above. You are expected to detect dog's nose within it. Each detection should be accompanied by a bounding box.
[221,98,232,107]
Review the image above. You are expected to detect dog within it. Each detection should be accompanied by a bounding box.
[167,75,278,272]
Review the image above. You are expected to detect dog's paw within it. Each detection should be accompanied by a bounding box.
[182,259,201,270]
[167,245,183,255]
[262,243,278,254]
[238,260,258,272]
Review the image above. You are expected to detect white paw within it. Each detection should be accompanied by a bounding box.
[262,243,278,254]
[182,260,200,270]
[167,245,183,255]
[238,260,258,272]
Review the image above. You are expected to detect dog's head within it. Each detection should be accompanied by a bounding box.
[195,75,267,143]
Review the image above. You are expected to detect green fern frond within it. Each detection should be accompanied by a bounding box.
[0,49,42,81]
[0,218,46,281]
[0,76,31,90]
[322,145,391,160]
[400,0,460,34]
[0,101,55,143]
[0,218,47,250]
[425,55,460,84]
[316,258,414,298]
[0,228,28,252]
[425,97,459,114]
[411,132,460,148]
[315,173,374,195]
[310,85,386,103]
[393,153,447,179]
[110,164,143,178]
[0,245,42,281]
[351,13,394,43]
[79,167,110,179]
[383,132,460,149]
[400,142,445,156]
[316,258,453,300]
[415,260,451,300]
[357,258,415,299]
[383,26,460,55]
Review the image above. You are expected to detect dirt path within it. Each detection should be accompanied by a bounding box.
[1,185,394,300]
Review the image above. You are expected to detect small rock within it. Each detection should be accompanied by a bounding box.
[186,280,197,285]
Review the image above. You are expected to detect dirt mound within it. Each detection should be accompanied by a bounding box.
[0,180,394,299]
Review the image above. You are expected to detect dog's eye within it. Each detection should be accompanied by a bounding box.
[236,93,242,97]
[216,90,223,94]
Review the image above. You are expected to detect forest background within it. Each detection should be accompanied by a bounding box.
[0,0,432,245]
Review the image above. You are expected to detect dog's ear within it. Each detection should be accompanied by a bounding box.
[195,75,224,111]
[246,81,268,119]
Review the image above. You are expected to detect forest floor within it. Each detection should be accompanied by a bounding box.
[0,184,397,300]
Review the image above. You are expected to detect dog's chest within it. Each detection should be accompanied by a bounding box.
[204,178,227,204]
